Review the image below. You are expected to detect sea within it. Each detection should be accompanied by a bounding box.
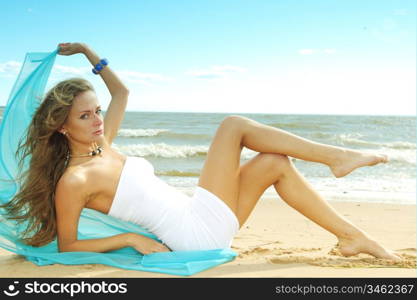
[1,107,415,205]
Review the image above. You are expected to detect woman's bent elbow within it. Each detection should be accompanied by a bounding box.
[58,242,76,253]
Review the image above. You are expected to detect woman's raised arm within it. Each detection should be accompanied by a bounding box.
[58,42,129,144]
[58,42,129,96]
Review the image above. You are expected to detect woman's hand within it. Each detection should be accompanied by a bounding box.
[126,233,171,255]
[57,42,87,56]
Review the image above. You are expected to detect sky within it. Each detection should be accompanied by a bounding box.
[0,0,415,115]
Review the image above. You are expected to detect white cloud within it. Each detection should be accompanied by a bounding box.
[49,64,170,87]
[0,62,91,79]
[0,61,21,75]
[0,62,90,80]
[186,64,247,79]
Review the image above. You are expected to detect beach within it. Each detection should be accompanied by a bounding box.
[0,0,416,283]
[0,196,415,278]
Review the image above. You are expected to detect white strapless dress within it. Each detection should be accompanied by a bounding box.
[107,156,239,251]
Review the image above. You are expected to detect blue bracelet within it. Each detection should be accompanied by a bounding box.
[92,58,109,74]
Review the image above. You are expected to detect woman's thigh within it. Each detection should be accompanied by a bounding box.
[197,116,247,214]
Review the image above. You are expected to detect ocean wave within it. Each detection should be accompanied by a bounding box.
[312,132,372,146]
[336,134,379,147]
[113,143,208,158]
[117,128,211,140]
[381,141,416,149]
[112,142,259,159]
[117,128,170,137]
[375,148,416,165]
[160,131,212,140]
[311,132,416,150]
[338,136,416,149]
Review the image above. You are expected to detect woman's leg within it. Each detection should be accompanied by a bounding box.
[236,152,401,261]
[198,115,388,215]
[239,115,388,178]
[272,158,401,260]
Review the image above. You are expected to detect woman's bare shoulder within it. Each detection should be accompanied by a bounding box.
[57,166,89,194]
[54,168,90,208]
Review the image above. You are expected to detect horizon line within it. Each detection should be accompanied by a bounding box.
[0,106,415,117]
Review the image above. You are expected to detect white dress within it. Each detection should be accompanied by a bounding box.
[107,156,239,251]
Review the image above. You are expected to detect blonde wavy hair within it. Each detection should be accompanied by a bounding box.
[0,77,94,246]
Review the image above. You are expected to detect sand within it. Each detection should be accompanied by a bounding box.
[0,197,415,278]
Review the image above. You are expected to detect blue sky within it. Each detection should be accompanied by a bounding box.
[0,0,415,115]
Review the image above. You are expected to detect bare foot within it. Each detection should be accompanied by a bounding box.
[329,149,389,178]
[336,235,402,261]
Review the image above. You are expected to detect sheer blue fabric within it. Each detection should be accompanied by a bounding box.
[0,48,237,276]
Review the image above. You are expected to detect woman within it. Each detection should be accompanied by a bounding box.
[2,42,401,261]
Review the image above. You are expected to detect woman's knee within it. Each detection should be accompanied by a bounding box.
[258,153,291,177]
[220,115,251,131]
